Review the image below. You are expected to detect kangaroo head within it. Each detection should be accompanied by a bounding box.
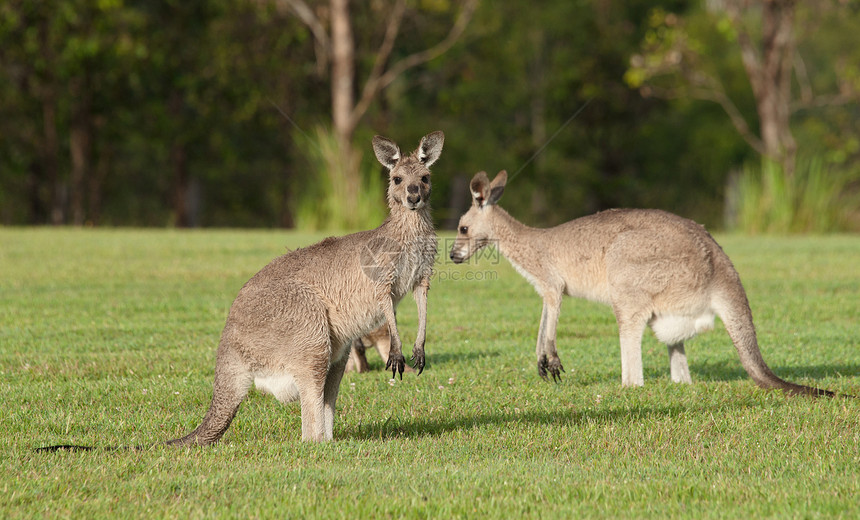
[372,131,444,211]
[450,170,507,264]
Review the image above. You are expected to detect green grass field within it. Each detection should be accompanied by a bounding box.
[2,228,859,518]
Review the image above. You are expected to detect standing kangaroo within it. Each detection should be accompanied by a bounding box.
[450,170,839,397]
[37,131,443,452]
[165,131,443,445]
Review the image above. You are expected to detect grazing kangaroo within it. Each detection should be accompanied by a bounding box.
[37,131,443,451]
[449,170,839,397]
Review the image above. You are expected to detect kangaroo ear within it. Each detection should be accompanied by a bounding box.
[372,135,401,170]
[469,171,490,207]
[486,170,507,206]
[417,131,444,168]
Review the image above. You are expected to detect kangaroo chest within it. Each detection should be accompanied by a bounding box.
[390,234,436,300]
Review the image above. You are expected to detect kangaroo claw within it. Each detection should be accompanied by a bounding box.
[548,358,564,383]
[411,348,425,375]
[386,354,405,380]
[537,355,549,380]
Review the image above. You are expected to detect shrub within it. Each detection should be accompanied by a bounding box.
[728,157,858,233]
[295,127,387,231]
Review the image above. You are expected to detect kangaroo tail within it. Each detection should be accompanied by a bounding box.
[37,344,253,453]
[35,375,248,452]
[165,351,252,447]
[716,284,842,398]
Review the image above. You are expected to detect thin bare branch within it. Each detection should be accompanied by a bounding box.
[790,92,858,112]
[276,0,330,50]
[793,50,813,105]
[350,0,408,128]
[723,1,765,100]
[273,0,331,75]
[645,65,767,155]
[692,85,767,155]
[349,0,479,128]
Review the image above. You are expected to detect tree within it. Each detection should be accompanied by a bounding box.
[0,0,144,225]
[626,0,860,178]
[269,0,478,228]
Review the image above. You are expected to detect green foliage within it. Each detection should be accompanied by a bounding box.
[1,1,859,230]
[294,127,387,231]
[2,229,859,517]
[730,158,859,233]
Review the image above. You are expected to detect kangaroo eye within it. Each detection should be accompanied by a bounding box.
[459,226,468,234]
[421,175,429,184]
[393,176,402,185]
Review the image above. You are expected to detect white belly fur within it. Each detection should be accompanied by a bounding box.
[255,374,299,404]
[650,312,715,345]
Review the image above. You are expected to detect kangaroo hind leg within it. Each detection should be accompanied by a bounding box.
[615,309,648,387]
[294,335,335,442]
[322,342,351,441]
[667,342,692,384]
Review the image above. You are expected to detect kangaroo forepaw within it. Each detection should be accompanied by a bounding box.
[386,352,406,380]
[537,355,549,380]
[411,347,425,375]
[548,358,565,383]
[537,355,564,382]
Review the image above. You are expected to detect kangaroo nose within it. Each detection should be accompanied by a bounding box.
[407,184,419,194]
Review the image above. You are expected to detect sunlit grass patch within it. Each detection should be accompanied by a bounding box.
[2,228,859,518]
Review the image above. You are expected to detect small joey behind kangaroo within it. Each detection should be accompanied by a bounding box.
[345,323,414,374]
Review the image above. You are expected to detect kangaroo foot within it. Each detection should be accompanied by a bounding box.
[411,346,425,375]
[547,357,565,382]
[538,355,565,382]
[386,351,406,379]
[537,355,549,380]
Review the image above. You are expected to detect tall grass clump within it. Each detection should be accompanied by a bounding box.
[729,157,858,233]
[294,127,387,231]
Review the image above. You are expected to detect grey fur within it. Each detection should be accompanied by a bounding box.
[167,131,443,446]
[450,170,838,396]
[344,323,412,374]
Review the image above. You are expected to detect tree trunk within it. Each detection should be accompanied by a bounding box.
[169,90,193,228]
[42,94,63,225]
[37,16,64,225]
[89,142,110,226]
[528,28,548,222]
[171,142,190,228]
[69,77,92,226]
[737,0,797,177]
[330,0,355,149]
[329,0,360,226]
[443,175,469,230]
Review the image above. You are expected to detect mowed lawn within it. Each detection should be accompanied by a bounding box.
[2,227,859,519]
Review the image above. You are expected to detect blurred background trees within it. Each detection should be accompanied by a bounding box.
[1,0,858,231]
